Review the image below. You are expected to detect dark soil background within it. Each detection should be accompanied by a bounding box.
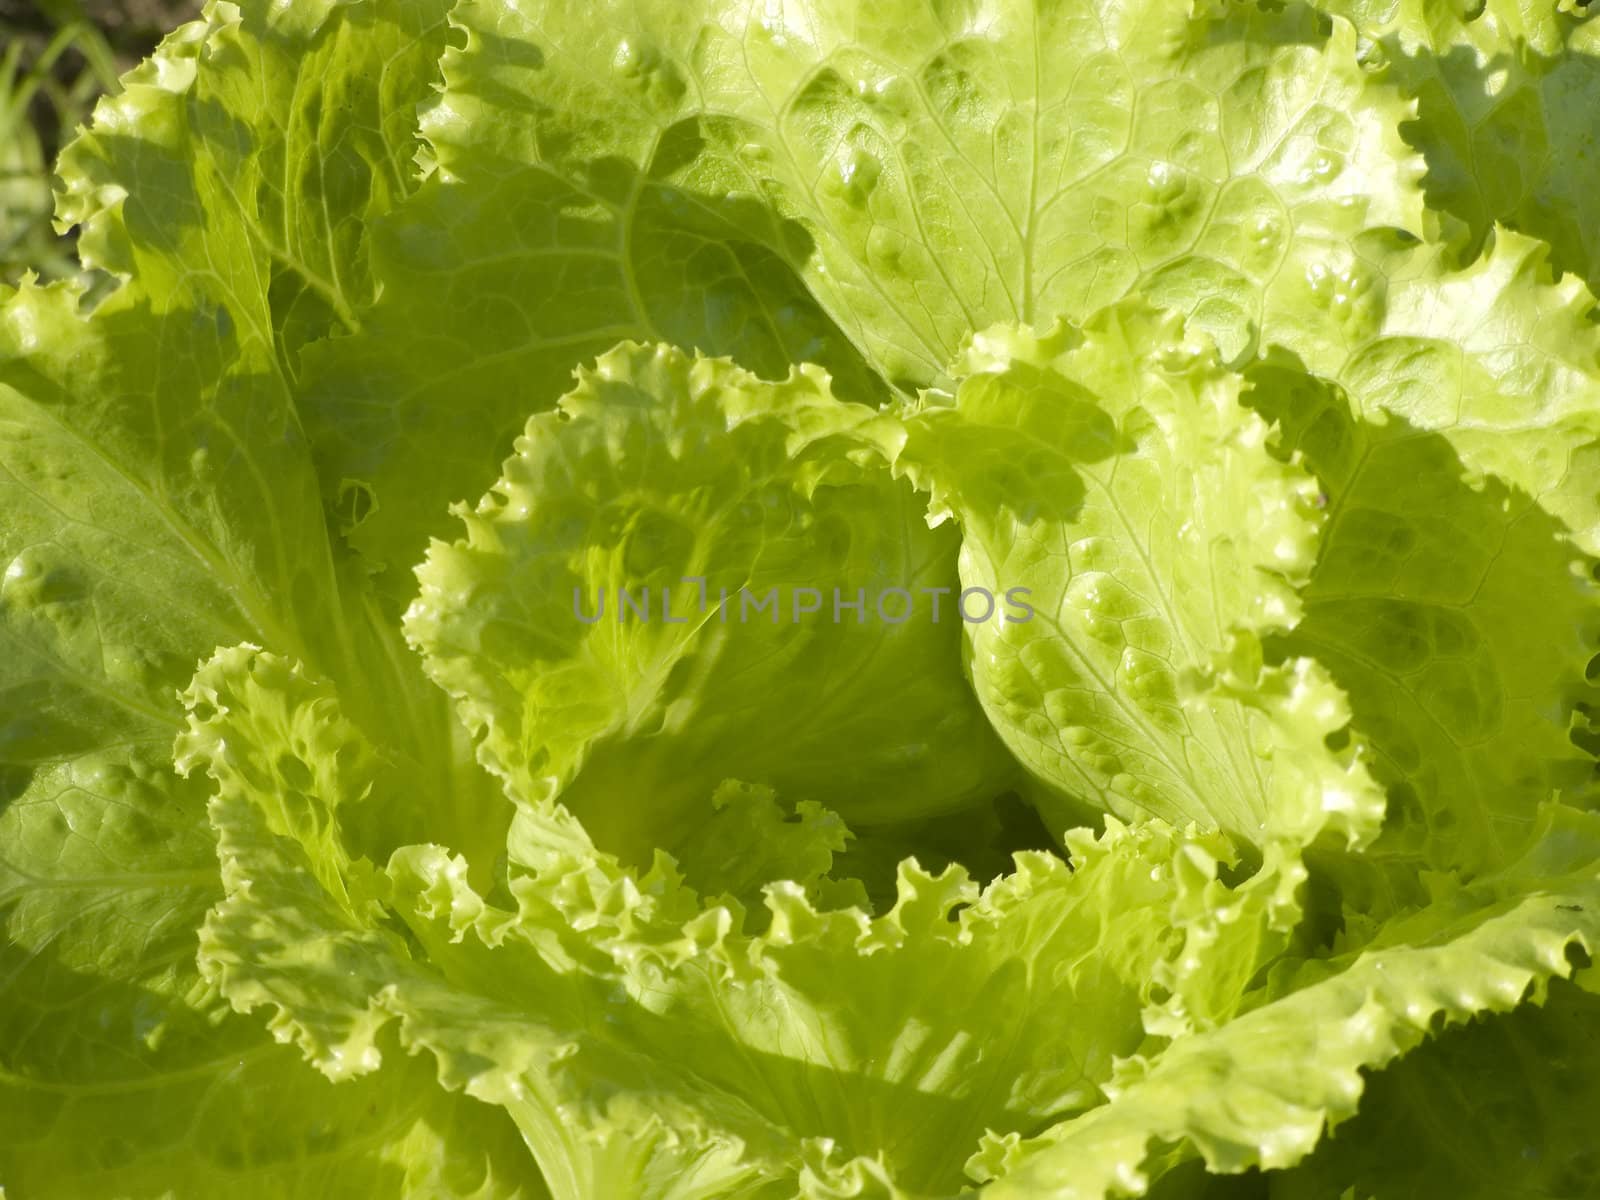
[2,0,202,148]
[2,0,202,281]
[1,0,200,44]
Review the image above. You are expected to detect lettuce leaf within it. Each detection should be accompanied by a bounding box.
[4,0,1600,1194]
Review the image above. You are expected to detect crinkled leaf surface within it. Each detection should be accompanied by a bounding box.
[436,0,1421,383]
[406,342,1015,874]
[976,806,1600,1198]
[1302,0,1600,292]
[1236,225,1600,883]
[1261,226,1600,562]
[57,0,455,366]
[1250,347,1600,877]
[0,277,530,1195]
[889,303,1384,858]
[184,646,1600,1200]
[1268,977,1600,1200]
[299,0,1427,591]
[0,4,529,1190]
[7,0,1600,1195]
[181,645,1259,1199]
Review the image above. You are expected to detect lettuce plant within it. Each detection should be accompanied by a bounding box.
[5,1,1600,1196]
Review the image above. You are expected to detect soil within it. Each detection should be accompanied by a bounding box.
[2,1,204,159]
[0,1,201,48]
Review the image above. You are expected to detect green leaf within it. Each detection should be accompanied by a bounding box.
[298,125,883,602]
[1298,0,1600,292]
[1,6,524,1170]
[1250,350,1600,877]
[890,302,1385,859]
[1268,978,1600,1199]
[431,0,1422,387]
[671,781,861,919]
[1239,225,1600,877]
[56,0,454,367]
[10,1,1600,1194]
[2,1005,541,1199]
[0,282,534,1196]
[181,645,1285,1199]
[405,341,1016,880]
[1260,227,1600,560]
[295,0,1429,594]
[975,806,1600,1199]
